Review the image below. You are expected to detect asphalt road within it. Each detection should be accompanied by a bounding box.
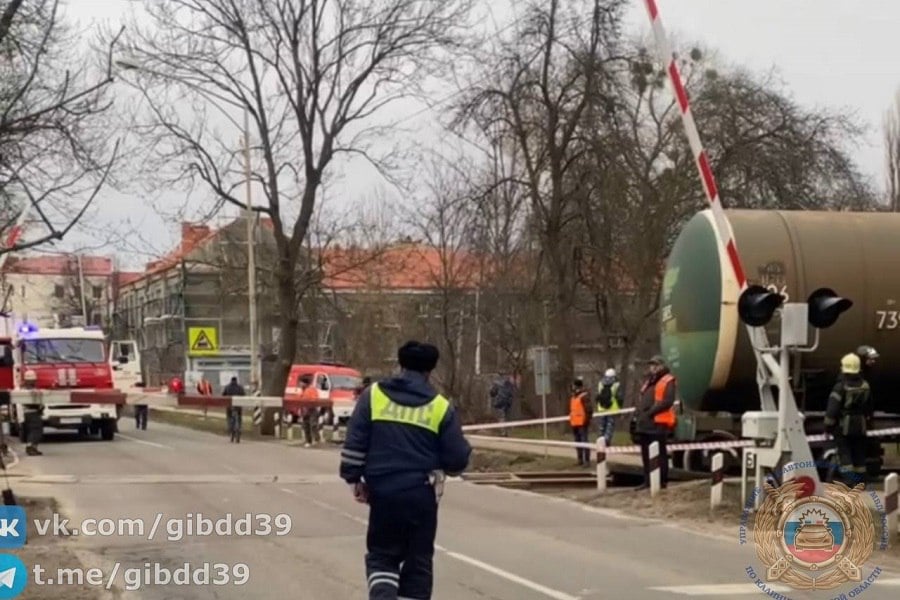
[6,418,900,600]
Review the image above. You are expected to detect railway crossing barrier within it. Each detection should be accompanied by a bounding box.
[10,388,900,466]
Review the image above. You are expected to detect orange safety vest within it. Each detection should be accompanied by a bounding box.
[652,374,676,429]
[197,380,213,395]
[569,391,588,427]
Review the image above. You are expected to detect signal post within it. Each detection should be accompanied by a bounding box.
[739,285,852,510]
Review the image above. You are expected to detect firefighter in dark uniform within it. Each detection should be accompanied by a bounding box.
[825,353,873,485]
[855,345,878,379]
[340,341,471,600]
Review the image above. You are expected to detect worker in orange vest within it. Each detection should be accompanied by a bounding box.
[568,378,592,465]
[196,376,213,396]
[633,355,677,489]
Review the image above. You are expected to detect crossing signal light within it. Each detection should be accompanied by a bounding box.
[807,288,852,329]
[737,284,785,327]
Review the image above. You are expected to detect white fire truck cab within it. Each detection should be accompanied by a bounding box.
[6,323,121,441]
[108,339,143,391]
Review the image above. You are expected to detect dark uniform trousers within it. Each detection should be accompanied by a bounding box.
[366,483,437,600]
[835,433,867,483]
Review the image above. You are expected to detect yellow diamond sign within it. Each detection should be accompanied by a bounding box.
[188,327,218,356]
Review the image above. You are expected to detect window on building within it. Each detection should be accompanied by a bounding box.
[92,285,103,299]
[54,284,64,299]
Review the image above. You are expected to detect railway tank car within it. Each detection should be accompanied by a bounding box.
[659,208,900,473]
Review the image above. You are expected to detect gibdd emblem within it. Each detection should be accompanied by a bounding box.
[754,480,875,590]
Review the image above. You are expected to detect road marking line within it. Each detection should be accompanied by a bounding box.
[116,434,173,450]
[649,578,900,595]
[437,545,579,600]
[277,488,580,600]
[648,583,792,595]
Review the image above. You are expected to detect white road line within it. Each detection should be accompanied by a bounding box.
[649,578,900,595]
[436,545,579,600]
[278,487,580,600]
[116,434,174,450]
[648,583,792,596]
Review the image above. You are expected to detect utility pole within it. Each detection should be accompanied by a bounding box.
[244,107,258,392]
[474,287,481,376]
[76,254,88,325]
[541,300,550,451]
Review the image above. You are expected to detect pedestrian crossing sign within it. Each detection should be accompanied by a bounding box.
[188,327,218,356]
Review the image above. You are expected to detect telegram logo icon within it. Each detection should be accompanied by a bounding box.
[0,554,26,598]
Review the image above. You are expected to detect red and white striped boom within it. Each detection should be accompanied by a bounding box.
[643,0,747,290]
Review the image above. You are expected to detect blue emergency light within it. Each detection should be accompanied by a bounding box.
[18,323,37,334]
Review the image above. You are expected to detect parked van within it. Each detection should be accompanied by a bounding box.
[283,362,363,426]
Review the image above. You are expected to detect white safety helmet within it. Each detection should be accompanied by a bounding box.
[604,368,616,378]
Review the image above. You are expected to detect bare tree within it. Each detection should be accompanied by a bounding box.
[569,40,878,396]
[51,257,107,327]
[454,0,626,406]
[0,0,122,255]
[118,0,475,394]
[885,87,900,211]
[402,155,481,398]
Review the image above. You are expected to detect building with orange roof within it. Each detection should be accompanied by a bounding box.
[110,217,282,388]
[107,214,655,404]
[0,252,138,329]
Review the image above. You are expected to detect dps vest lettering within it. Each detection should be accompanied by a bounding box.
[370,383,450,434]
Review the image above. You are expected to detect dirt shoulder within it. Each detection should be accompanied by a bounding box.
[14,495,105,599]
[470,448,900,570]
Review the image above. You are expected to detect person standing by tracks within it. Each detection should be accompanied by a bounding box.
[825,353,873,485]
[568,378,592,466]
[632,355,677,490]
[223,377,245,444]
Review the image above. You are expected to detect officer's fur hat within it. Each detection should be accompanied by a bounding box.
[398,340,440,373]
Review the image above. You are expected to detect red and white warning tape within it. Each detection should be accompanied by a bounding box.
[461,407,636,432]
[468,426,900,455]
[8,390,284,409]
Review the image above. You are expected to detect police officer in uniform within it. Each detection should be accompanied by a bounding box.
[340,341,471,600]
[825,353,873,485]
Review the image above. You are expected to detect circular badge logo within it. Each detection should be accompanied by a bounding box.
[779,497,847,569]
[740,462,887,597]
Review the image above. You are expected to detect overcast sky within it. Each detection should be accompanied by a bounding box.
[47,0,900,270]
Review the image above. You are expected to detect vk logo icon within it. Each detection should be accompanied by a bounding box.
[0,554,26,598]
[0,508,25,549]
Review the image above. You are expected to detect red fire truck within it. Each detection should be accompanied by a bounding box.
[1,322,121,441]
